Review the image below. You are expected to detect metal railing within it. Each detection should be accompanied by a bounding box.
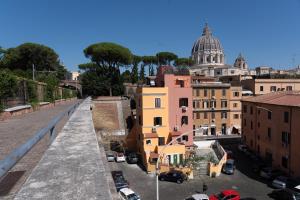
[0,101,81,178]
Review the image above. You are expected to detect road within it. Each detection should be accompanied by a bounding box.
[0,100,80,199]
[106,143,274,200]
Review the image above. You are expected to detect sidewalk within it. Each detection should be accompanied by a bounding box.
[14,98,112,200]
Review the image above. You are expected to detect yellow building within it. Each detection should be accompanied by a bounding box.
[127,87,186,172]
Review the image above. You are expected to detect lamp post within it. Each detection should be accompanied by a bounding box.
[155,128,200,200]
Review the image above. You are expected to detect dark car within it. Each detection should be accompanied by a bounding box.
[111,171,129,191]
[126,152,138,164]
[222,159,235,175]
[260,167,285,180]
[158,170,187,184]
[269,188,300,200]
[252,162,268,173]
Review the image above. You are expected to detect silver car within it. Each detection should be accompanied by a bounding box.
[106,152,115,162]
[272,176,300,189]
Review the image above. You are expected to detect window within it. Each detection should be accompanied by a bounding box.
[286,86,292,91]
[243,105,247,113]
[210,101,216,108]
[211,89,215,96]
[196,89,200,96]
[258,110,260,115]
[179,98,188,107]
[233,92,239,97]
[221,100,227,108]
[204,112,208,119]
[222,89,226,96]
[193,101,195,108]
[270,86,276,92]
[234,114,239,119]
[284,111,289,123]
[204,89,208,97]
[211,112,215,119]
[221,112,227,119]
[203,101,208,109]
[196,112,200,119]
[177,80,184,87]
[158,137,165,145]
[282,156,288,168]
[182,135,188,141]
[146,140,151,145]
[196,101,200,108]
[155,98,161,108]
[154,117,162,126]
[233,103,238,108]
[250,106,253,115]
[260,86,264,91]
[268,111,272,120]
[282,132,290,145]
[181,116,188,125]
[268,128,271,140]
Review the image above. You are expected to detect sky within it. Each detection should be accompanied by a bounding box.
[1,0,300,72]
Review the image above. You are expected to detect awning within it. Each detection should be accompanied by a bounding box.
[150,152,159,159]
[144,133,158,138]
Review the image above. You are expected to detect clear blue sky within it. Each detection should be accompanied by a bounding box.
[1,0,300,71]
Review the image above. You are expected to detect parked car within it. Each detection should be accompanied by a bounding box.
[126,152,138,164]
[225,149,234,160]
[116,152,126,162]
[158,170,187,184]
[119,188,140,200]
[269,188,300,200]
[222,159,235,175]
[111,171,129,192]
[209,189,240,200]
[272,176,300,189]
[185,194,209,200]
[252,162,268,173]
[238,144,247,152]
[106,152,115,162]
[260,167,285,180]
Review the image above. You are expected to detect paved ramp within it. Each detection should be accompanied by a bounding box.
[15,98,112,200]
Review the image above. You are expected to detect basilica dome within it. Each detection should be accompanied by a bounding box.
[191,24,225,66]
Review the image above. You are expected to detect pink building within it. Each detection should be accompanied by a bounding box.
[156,66,194,147]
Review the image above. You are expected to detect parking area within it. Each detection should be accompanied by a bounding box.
[106,143,274,200]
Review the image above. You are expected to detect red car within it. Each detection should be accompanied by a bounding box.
[209,189,240,200]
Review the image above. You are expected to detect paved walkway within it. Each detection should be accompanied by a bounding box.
[15,98,112,200]
[0,100,79,199]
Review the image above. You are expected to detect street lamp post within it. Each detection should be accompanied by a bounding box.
[155,128,200,200]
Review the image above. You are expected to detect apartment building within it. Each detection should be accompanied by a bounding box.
[242,78,300,95]
[192,76,242,136]
[242,91,300,176]
[126,66,193,172]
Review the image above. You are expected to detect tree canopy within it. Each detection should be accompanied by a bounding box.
[174,57,194,67]
[0,43,60,71]
[156,52,178,65]
[80,42,133,96]
[83,42,132,69]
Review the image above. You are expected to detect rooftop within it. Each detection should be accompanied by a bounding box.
[242,91,300,107]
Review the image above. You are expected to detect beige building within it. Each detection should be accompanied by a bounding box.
[71,71,80,81]
[192,76,242,136]
[242,91,300,177]
[242,78,300,95]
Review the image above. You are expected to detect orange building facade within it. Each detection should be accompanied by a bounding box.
[242,91,300,177]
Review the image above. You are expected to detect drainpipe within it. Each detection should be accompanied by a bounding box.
[289,106,292,176]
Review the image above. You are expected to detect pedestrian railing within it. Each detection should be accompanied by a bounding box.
[0,101,81,179]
